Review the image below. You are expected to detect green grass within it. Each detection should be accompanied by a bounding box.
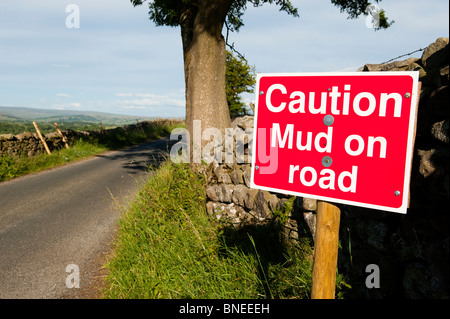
[103,161,313,299]
[0,140,108,182]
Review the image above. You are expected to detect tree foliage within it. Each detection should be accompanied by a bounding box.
[131,0,393,31]
[130,0,299,31]
[330,0,393,30]
[225,51,256,118]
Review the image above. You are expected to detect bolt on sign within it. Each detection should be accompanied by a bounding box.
[251,72,420,214]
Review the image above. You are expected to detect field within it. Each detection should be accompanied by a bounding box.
[0,106,158,135]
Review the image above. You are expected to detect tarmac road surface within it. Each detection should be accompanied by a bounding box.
[0,137,171,298]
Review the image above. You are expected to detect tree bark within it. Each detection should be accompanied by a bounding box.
[180,0,233,154]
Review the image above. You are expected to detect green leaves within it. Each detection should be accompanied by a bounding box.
[134,0,299,30]
[330,0,394,30]
[225,50,256,118]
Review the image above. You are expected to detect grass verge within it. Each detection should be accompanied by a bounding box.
[0,140,108,182]
[102,160,313,299]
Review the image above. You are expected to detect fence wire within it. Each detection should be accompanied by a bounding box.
[380,47,428,64]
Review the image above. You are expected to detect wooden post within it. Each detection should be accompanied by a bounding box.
[54,122,70,149]
[33,121,51,155]
[311,201,341,299]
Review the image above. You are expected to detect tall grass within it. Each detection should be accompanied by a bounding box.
[103,161,313,299]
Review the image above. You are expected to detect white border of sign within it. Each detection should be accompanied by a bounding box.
[250,71,420,214]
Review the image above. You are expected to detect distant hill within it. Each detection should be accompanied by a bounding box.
[0,106,157,135]
[0,106,154,123]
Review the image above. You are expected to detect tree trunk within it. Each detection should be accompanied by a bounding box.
[180,1,232,157]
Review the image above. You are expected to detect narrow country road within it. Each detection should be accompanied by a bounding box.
[0,137,172,299]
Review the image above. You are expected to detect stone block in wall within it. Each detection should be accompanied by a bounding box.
[15,132,35,141]
[206,201,252,226]
[268,194,280,212]
[415,148,449,202]
[0,134,16,141]
[207,184,234,203]
[232,184,248,206]
[213,165,232,184]
[431,119,449,144]
[253,190,272,219]
[417,149,437,178]
[363,57,420,72]
[421,37,449,70]
[230,169,244,184]
[283,218,300,242]
[303,212,316,239]
[231,115,254,131]
[302,198,317,211]
[244,188,259,210]
[440,65,449,85]
[205,162,218,184]
[243,165,251,187]
[206,185,219,202]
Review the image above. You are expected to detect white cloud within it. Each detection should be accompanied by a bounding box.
[119,97,184,108]
[115,93,133,97]
[52,102,81,109]
[119,105,149,110]
[56,93,70,98]
[116,92,185,108]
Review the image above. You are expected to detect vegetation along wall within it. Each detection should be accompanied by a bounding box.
[0,120,178,157]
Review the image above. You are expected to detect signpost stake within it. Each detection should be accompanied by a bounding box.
[311,201,341,299]
[54,122,70,149]
[33,121,51,155]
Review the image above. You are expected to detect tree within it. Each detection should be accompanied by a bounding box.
[130,0,298,145]
[130,0,392,145]
[225,50,256,118]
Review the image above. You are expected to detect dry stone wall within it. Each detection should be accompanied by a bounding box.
[0,121,161,157]
[0,130,79,157]
[339,37,449,299]
[205,37,449,298]
[203,115,315,244]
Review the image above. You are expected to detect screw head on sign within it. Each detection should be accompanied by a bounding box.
[322,156,333,167]
[395,190,401,196]
[259,91,264,95]
[323,115,334,126]
[255,165,259,170]
[404,93,411,98]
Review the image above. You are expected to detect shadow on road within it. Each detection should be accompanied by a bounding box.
[94,137,178,175]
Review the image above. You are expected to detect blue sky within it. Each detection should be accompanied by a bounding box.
[0,0,448,118]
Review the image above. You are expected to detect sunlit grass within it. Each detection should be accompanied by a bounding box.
[103,161,314,299]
